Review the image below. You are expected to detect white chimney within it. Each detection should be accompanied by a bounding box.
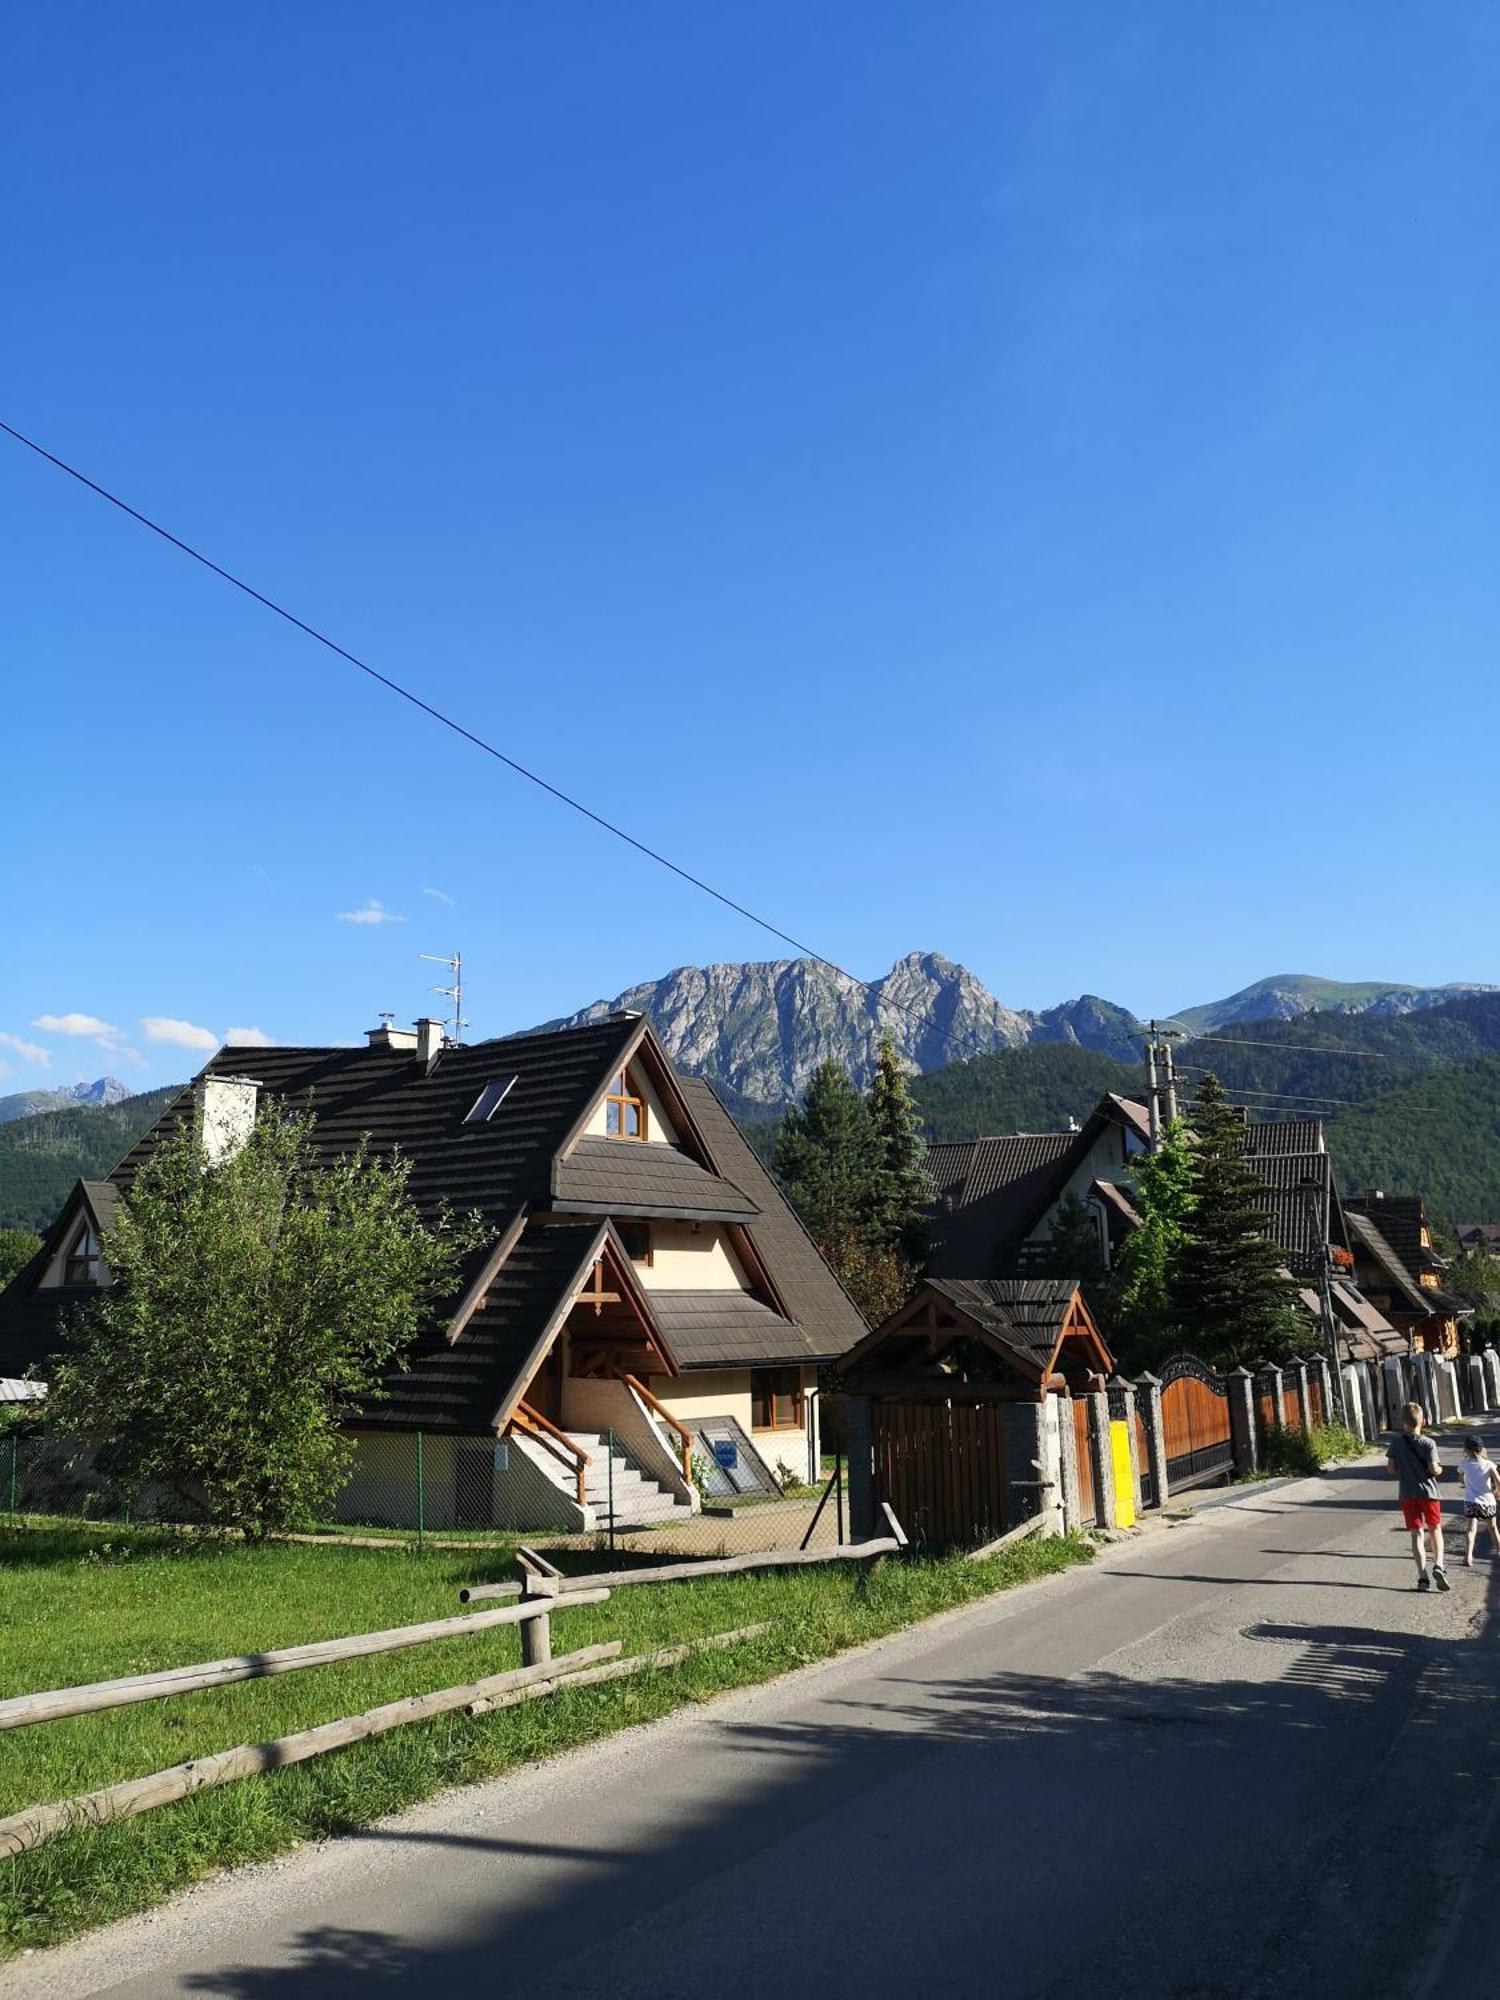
[414,1017,445,1065]
[198,1075,260,1167]
[366,1021,419,1051]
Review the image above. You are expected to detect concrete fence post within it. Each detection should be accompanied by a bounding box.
[1258,1364,1286,1434]
[1485,1350,1500,1410]
[1107,1376,1141,1522]
[1015,1395,1065,1536]
[843,1395,876,1543]
[1057,1394,1083,1532]
[1087,1389,1117,1530]
[1468,1356,1487,1417]
[1312,1354,1334,1426]
[1291,1359,1311,1431]
[1342,1365,1369,1442]
[1135,1372,1168,1509]
[1226,1367,1257,1478]
[1382,1357,1406,1430]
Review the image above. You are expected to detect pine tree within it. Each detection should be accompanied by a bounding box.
[1169,1074,1302,1367]
[772,1061,883,1258]
[866,1037,929,1258]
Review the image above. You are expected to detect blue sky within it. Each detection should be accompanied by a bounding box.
[5,6,1499,1089]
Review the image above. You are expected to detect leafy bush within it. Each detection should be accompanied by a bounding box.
[1262,1422,1364,1477]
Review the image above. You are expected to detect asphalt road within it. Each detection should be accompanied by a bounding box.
[8,1449,1500,2000]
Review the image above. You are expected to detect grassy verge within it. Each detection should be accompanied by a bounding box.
[0,1522,1091,1956]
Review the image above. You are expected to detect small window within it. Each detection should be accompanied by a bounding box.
[605,1068,647,1141]
[751,1367,803,1432]
[64,1224,103,1287]
[464,1076,517,1125]
[616,1220,652,1265]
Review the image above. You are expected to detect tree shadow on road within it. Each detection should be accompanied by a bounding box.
[180,1569,1500,2000]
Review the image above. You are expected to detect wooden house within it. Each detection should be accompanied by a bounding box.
[0,1014,866,1532]
[837,1278,1113,1402]
[1342,1192,1463,1356]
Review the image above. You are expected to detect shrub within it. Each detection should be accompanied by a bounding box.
[1262,1422,1364,1477]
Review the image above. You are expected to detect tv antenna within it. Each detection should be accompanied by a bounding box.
[419,951,469,1042]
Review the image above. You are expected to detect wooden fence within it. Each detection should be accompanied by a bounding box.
[871,1399,1011,1549]
[1159,1356,1234,1490]
[1071,1398,1097,1526]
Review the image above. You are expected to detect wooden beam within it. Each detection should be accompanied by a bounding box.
[459,1539,899,1603]
[0,1591,611,1731]
[466,1623,774,1716]
[0,1643,624,1859]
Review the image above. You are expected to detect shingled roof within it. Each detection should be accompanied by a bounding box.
[0,1020,868,1417]
[924,1133,1079,1278]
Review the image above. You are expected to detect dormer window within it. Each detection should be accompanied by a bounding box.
[605,1068,647,1141]
[65,1223,103,1286]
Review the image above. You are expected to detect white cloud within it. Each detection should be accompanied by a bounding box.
[0,1060,10,1079]
[141,1017,221,1053]
[33,1012,124,1053]
[34,1011,120,1041]
[119,1047,149,1071]
[423,886,454,907]
[336,899,407,927]
[225,1025,274,1048]
[0,1030,50,1068]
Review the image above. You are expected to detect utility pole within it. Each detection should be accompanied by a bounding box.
[1145,1029,1162,1150]
[1300,1176,1350,1427]
[1162,1031,1180,1126]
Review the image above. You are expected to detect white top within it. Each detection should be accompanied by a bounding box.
[1461,1455,1497,1504]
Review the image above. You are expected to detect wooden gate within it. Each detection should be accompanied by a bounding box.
[1071,1397,1097,1527]
[871,1399,1010,1549]
[1160,1356,1234,1490]
[1306,1374,1326,1426]
[1135,1409,1154,1508]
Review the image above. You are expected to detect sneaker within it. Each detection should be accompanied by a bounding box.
[1434,1567,1452,1592]
[1418,1573,1432,1591]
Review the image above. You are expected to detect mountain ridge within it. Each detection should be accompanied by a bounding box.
[545,955,1496,1108]
[0,1077,133,1127]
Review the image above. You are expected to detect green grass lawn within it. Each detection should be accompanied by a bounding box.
[0,1521,1092,1957]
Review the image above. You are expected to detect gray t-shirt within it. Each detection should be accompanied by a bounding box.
[1390,1431,1439,1499]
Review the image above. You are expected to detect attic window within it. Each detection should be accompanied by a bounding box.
[605,1068,647,1141]
[464,1077,517,1125]
[64,1224,103,1287]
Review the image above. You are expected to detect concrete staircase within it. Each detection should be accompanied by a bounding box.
[510,1427,694,1531]
[570,1431,695,1530]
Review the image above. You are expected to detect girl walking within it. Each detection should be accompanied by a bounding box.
[1459,1436,1500,1567]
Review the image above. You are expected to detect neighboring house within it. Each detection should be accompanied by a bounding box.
[920,1099,1405,1364]
[1342,1192,1464,1357]
[924,1094,1152,1278]
[1455,1222,1500,1257]
[0,1014,867,1532]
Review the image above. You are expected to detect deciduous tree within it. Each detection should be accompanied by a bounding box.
[47,1102,479,1539]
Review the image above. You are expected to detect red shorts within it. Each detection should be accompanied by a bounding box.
[1402,1498,1441,1531]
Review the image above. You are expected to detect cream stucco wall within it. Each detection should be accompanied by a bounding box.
[647,1365,819,1484]
[635,1224,749,1292]
[38,1217,109,1290]
[1022,1123,1136,1259]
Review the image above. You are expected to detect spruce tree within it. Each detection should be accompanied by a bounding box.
[772,1061,883,1258]
[1169,1074,1302,1367]
[866,1036,930,1258]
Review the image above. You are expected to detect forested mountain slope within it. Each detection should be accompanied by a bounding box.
[0,1087,181,1231]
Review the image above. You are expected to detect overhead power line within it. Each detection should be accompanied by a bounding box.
[0,416,1012,1073]
[1171,1032,1393,1060]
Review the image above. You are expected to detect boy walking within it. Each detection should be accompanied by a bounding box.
[1388,1402,1448,1591]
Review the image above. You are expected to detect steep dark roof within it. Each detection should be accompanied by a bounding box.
[924,1134,1079,1279]
[922,1142,976,1203]
[677,1078,869,1359]
[553,1136,758,1221]
[1344,1211,1435,1316]
[366,1219,610,1432]
[1343,1193,1443,1282]
[1103,1095,1153,1147]
[1241,1119,1325,1157]
[648,1291,811,1368]
[928,1277,1080,1366]
[1244,1151,1335,1269]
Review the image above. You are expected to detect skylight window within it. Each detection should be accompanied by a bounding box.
[464,1076,517,1125]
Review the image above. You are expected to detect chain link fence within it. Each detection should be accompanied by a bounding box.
[0,1425,850,1563]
